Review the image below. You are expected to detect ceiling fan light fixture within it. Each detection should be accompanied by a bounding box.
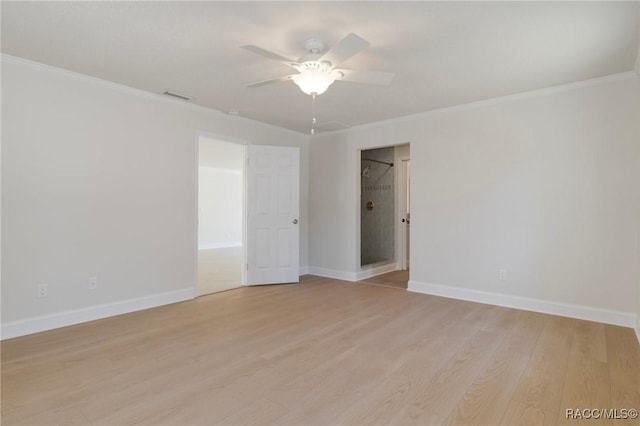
[292,70,336,95]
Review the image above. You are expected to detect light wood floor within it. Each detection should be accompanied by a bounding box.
[198,246,242,295]
[2,276,639,426]
[360,270,409,289]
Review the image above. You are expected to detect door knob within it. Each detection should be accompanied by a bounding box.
[293,219,298,224]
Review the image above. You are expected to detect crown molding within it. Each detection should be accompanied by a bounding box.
[315,70,638,138]
[3,53,635,141]
[1,54,307,137]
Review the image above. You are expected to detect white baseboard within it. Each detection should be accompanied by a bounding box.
[298,265,309,276]
[1,288,196,340]
[307,263,398,282]
[307,266,357,282]
[635,322,640,346]
[408,280,636,328]
[356,262,397,281]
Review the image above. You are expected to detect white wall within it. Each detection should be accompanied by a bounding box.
[1,56,309,337]
[197,137,245,250]
[309,134,353,278]
[198,167,242,249]
[310,74,640,326]
[3,53,638,338]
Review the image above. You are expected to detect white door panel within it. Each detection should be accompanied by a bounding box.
[247,145,299,285]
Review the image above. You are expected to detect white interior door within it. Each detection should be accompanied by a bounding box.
[247,145,300,285]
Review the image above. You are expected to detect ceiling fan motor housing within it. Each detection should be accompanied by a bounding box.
[299,38,327,63]
[304,38,325,54]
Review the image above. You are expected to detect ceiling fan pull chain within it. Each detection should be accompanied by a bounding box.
[311,94,317,134]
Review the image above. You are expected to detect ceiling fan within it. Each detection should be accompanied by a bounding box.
[242,33,395,97]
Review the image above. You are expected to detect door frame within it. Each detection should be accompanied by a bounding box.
[194,131,249,295]
[396,157,410,270]
[355,142,411,279]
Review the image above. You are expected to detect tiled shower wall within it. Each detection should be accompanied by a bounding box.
[361,147,394,266]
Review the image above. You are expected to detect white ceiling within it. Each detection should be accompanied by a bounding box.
[2,1,639,134]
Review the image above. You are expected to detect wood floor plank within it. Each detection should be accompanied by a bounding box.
[388,329,504,425]
[556,320,612,426]
[359,270,409,289]
[556,356,611,426]
[605,325,640,425]
[271,294,470,425]
[443,311,542,426]
[500,315,576,426]
[333,301,488,425]
[89,297,391,423]
[2,275,638,426]
[267,294,447,422]
[216,398,287,426]
[571,320,608,363]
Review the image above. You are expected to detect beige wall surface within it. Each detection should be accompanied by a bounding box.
[310,75,640,318]
[2,53,638,335]
[1,57,309,326]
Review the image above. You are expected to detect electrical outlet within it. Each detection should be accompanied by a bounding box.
[499,269,507,281]
[88,276,98,290]
[37,283,48,298]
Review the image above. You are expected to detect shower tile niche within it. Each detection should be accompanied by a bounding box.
[361,147,394,266]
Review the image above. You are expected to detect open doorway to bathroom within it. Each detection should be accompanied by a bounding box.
[197,136,246,296]
[359,144,410,289]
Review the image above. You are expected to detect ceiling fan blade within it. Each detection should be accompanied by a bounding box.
[245,75,295,88]
[319,33,369,67]
[335,69,395,86]
[241,45,299,68]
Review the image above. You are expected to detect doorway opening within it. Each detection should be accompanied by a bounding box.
[197,136,246,296]
[359,143,410,289]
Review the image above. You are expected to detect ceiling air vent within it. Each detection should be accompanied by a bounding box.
[162,90,191,101]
